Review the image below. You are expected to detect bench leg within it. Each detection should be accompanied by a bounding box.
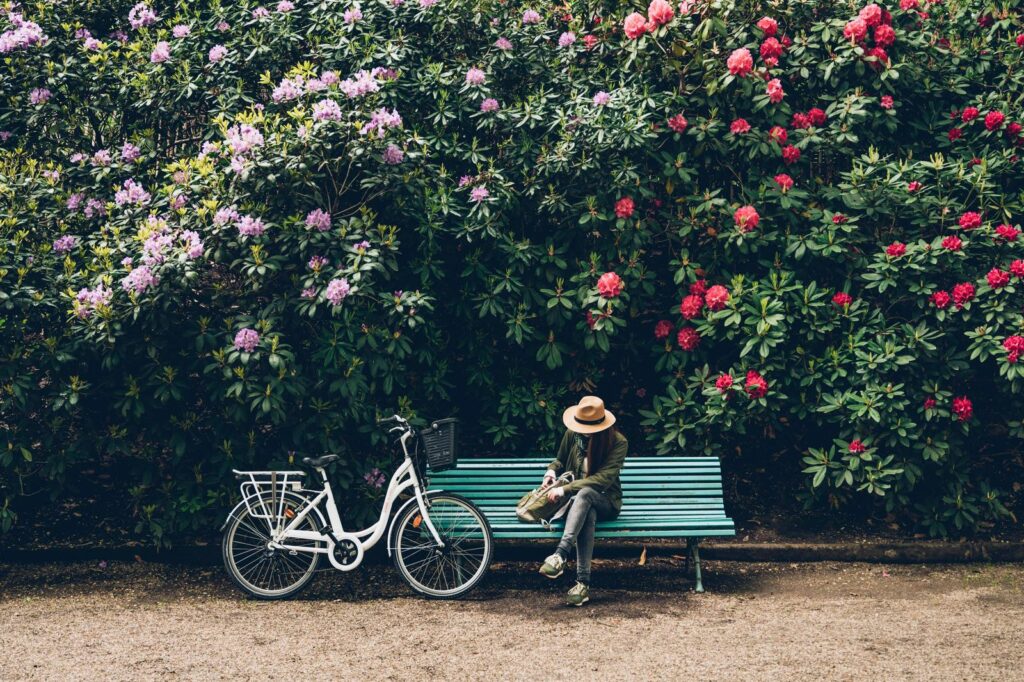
[687,537,704,593]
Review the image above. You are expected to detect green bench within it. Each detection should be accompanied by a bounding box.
[429,456,735,592]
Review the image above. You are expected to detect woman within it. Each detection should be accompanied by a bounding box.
[538,395,628,606]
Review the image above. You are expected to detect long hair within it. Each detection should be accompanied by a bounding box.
[585,425,619,475]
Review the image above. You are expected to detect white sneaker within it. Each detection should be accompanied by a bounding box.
[539,553,565,579]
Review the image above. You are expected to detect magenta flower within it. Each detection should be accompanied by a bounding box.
[121,142,141,162]
[29,88,51,105]
[305,208,332,232]
[308,255,328,270]
[470,186,490,203]
[326,278,351,305]
[53,235,78,253]
[233,328,260,353]
[114,178,150,206]
[354,240,371,250]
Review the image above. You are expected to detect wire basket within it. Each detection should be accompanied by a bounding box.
[420,418,457,472]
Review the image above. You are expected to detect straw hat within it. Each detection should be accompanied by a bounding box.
[562,396,616,434]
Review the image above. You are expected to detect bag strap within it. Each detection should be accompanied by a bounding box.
[540,472,576,531]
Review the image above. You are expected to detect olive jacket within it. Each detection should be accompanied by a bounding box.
[546,428,628,513]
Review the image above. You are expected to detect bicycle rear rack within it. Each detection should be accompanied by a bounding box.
[233,470,307,522]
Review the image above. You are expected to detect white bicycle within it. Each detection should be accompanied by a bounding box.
[221,415,493,599]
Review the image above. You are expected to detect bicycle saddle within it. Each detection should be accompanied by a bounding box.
[301,454,340,468]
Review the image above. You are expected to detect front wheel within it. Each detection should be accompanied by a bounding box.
[392,493,493,599]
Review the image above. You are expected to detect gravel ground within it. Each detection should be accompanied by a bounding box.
[1,554,1022,681]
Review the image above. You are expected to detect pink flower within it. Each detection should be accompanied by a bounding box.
[150,41,170,63]
[941,235,963,251]
[907,181,922,192]
[930,290,951,309]
[522,9,541,24]
[233,328,260,353]
[624,12,648,39]
[1011,260,1024,278]
[647,0,674,26]
[962,107,980,122]
[808,108,827,126]
[558,31,576,47]
[615,196,635,218]
[874,23,896,47]
[996,224,1020,241]
[480,98,500,112]
[760,37,783,61]
[843,18,868,42]
[209,45,228,62]
[236,215,266,237]
[1003,335,1024,363]
[848,439,866,454]
[987,268,1010,289]
[305,208,331,232]
[952,396,972,422]
[726,48,754,76]
[593,91,611,106]
[774,173,794,192]
[781,145,800,164]
[470,186,489,203]
[769,126,787,143]
[859,3,883,26]
[705,285,730,311]
[745,370,768,399]
[880,95,894,109]
[734,205,760,232]
[959,212,982,230]
[756,17,778,36]
[654,320,673,339]
[886,242,906,257]
[832,291,853,307]
[689,280,708,297]
[676,327,700,351]
[730,118,751,134]
[597,272,624,298]
[952,282,975,308]
[465,68,486,85]
[923,396,936,410]
[715,373,734,394]
[325,278,351,305]
[668,114,688,133]
[495,37,512,50]
[679,294,704,319]
[766,78,785,103]
[985,110,1005,131]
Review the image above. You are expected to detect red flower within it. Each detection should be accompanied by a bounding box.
[654,319,673,339]
[647,0,675,26]
[985,110,1006,131]
[987,267,1010,289]
[734,205,760,233]
[948,128,963,142]
[1011,260,1024,278]
[930,290,951,309]
[689,279,709,297]
[727,48,754,76]
[952,396,973,422]
[774,173,794,192]
[874,23,896,47]
[782,145,800,164]
[923,396,936,410]
[843,18,868,42]
[833,214,848,224]
[1003,335,1024,363]
[808,108,827,126]
[715,372,734,393]
[766,78,785,103]
[961,107,980,122]
[880,95,894,110]
[900,0,919,9]
[676,327,700,351]
[744,370,768,399]
[756,17,778,36]
[859,3,883,26]
[679,294,704,319]
[959,212,982,230]
[615,196,635,219]
[583,34,599,50]
[907,180,922,192]
[886,241,906,257]
[585,310,596,330]
[760,37,783,60]
[1017,34,1024,48]
[865,47,889,69]
[623,12,648,39]
[597,271,624,298]
[791,112,810,130]
[952,282,975,308]
[848,439,866,454]
[730,118,751,134]
[769,126,788,143]
[668,114,688,133]
[705,284,730,311]
[832,291,853,307]
[941,235,963,251]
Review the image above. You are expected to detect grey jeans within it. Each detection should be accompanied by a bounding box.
[554,486,618,584]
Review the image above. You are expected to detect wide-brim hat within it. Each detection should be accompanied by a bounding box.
[562,395,616,434]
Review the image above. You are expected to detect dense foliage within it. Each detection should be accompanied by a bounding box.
[3,0,1024,544]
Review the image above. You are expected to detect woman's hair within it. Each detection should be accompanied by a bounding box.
[585,425,619,474]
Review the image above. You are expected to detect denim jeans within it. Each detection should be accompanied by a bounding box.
[554,486,618,584]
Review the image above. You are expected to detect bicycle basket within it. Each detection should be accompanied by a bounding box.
[420,418,457,472]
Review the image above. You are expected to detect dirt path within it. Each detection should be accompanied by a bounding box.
[1,556,1022,681]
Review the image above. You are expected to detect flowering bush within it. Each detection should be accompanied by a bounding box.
[3,0,1024,542]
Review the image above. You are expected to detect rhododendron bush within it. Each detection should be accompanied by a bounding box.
[3,0,1024,543]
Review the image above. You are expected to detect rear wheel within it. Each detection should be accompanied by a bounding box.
[392,493,493,599]
[222,494,323,600]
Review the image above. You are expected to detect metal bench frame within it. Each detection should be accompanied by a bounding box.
[429,456,736,592]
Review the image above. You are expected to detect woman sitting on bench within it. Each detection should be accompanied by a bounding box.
[539,395,628,606]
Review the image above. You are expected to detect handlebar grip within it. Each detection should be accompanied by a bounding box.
[376,415,399,425]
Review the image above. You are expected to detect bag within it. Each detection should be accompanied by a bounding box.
[515,472,575,529]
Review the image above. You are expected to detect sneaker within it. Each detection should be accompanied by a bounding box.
[539,553,565,579]
[566,581,590,606]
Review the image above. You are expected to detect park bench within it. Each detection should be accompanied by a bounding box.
[429,456,735,592]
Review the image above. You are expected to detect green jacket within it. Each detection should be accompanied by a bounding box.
[546,428,628,513]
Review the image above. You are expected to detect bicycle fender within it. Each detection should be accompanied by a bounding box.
[220,490,328,532]
[386,489,445,557]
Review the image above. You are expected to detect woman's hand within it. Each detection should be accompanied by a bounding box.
[546,486,565,503]
[542,470,556,487]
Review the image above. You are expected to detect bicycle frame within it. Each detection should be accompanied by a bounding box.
[240,428,445,572]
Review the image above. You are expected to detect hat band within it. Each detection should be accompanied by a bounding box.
[574,414,605,425]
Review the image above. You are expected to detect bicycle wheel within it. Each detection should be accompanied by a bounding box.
[392,492,493,599]
[222,493,323,600]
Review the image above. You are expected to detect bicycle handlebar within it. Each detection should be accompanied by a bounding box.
[376,414,408,427]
